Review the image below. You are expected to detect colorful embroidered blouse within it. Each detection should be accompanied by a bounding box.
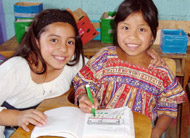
[73,46,186,122]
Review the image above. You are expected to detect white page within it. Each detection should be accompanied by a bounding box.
[31,107,85,138]
[82,107,135,138]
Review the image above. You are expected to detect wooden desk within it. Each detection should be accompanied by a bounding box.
[10,87,152,138]
[0,37,17,58]
[1,37,190,138]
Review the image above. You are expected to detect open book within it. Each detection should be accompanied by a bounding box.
[31,106,135,138]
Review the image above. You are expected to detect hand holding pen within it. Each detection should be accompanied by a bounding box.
[86,84,96,116]
[77,85,99,115]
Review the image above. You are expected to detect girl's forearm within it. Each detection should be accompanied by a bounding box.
[151,115,174,138]
[0,109,19,126]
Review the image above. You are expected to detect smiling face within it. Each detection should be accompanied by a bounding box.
[117,12,153,58]
[37,22,76,72]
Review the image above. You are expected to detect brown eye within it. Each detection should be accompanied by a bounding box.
[139,28,146,32]
[50,39,58,43]
[67,40,75,45]
[122,26,128,30]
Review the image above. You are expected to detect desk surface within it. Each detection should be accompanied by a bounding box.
[10,87,152,138]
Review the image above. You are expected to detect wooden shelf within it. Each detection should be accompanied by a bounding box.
[175,59,183,76]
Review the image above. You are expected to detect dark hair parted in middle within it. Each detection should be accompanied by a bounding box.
[15,9,84,74]
[114,0,158,44]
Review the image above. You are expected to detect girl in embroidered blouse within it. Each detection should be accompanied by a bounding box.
[73,0,186,138]
[0,9,86,138]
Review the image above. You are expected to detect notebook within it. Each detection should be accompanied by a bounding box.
[31,106,135,138]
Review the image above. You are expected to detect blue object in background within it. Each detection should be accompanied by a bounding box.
[14,2,43,19]
[91,20,101,40]
[93,28,101,40]
[160,29,188,54]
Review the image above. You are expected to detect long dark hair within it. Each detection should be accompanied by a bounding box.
[14,9,84,74]
[114,0,158,45]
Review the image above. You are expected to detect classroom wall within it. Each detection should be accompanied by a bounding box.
[2,0,190,40]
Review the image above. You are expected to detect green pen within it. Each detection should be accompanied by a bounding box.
[86,84,96,117]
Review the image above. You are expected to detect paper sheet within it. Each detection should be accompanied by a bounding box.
[83,107,135,138]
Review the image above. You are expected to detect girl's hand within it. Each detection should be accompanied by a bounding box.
[147,48,166,68]
[17,109,47,132]
[78,94,99,113]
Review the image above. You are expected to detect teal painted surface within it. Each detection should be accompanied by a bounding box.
[153,0,190,20]
[2,0,190,40]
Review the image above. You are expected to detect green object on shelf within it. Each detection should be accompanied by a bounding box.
[14,18,33,43]
[100,11,116,43]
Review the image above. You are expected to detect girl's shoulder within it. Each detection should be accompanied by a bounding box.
[86,46,118,67]
[150,63,175,81]
[1,56,28,68]
[93,46,117,58]
[153,62,171,73]
[0,56,29,74]
[0,57,30,83]
[99,46,117,53]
